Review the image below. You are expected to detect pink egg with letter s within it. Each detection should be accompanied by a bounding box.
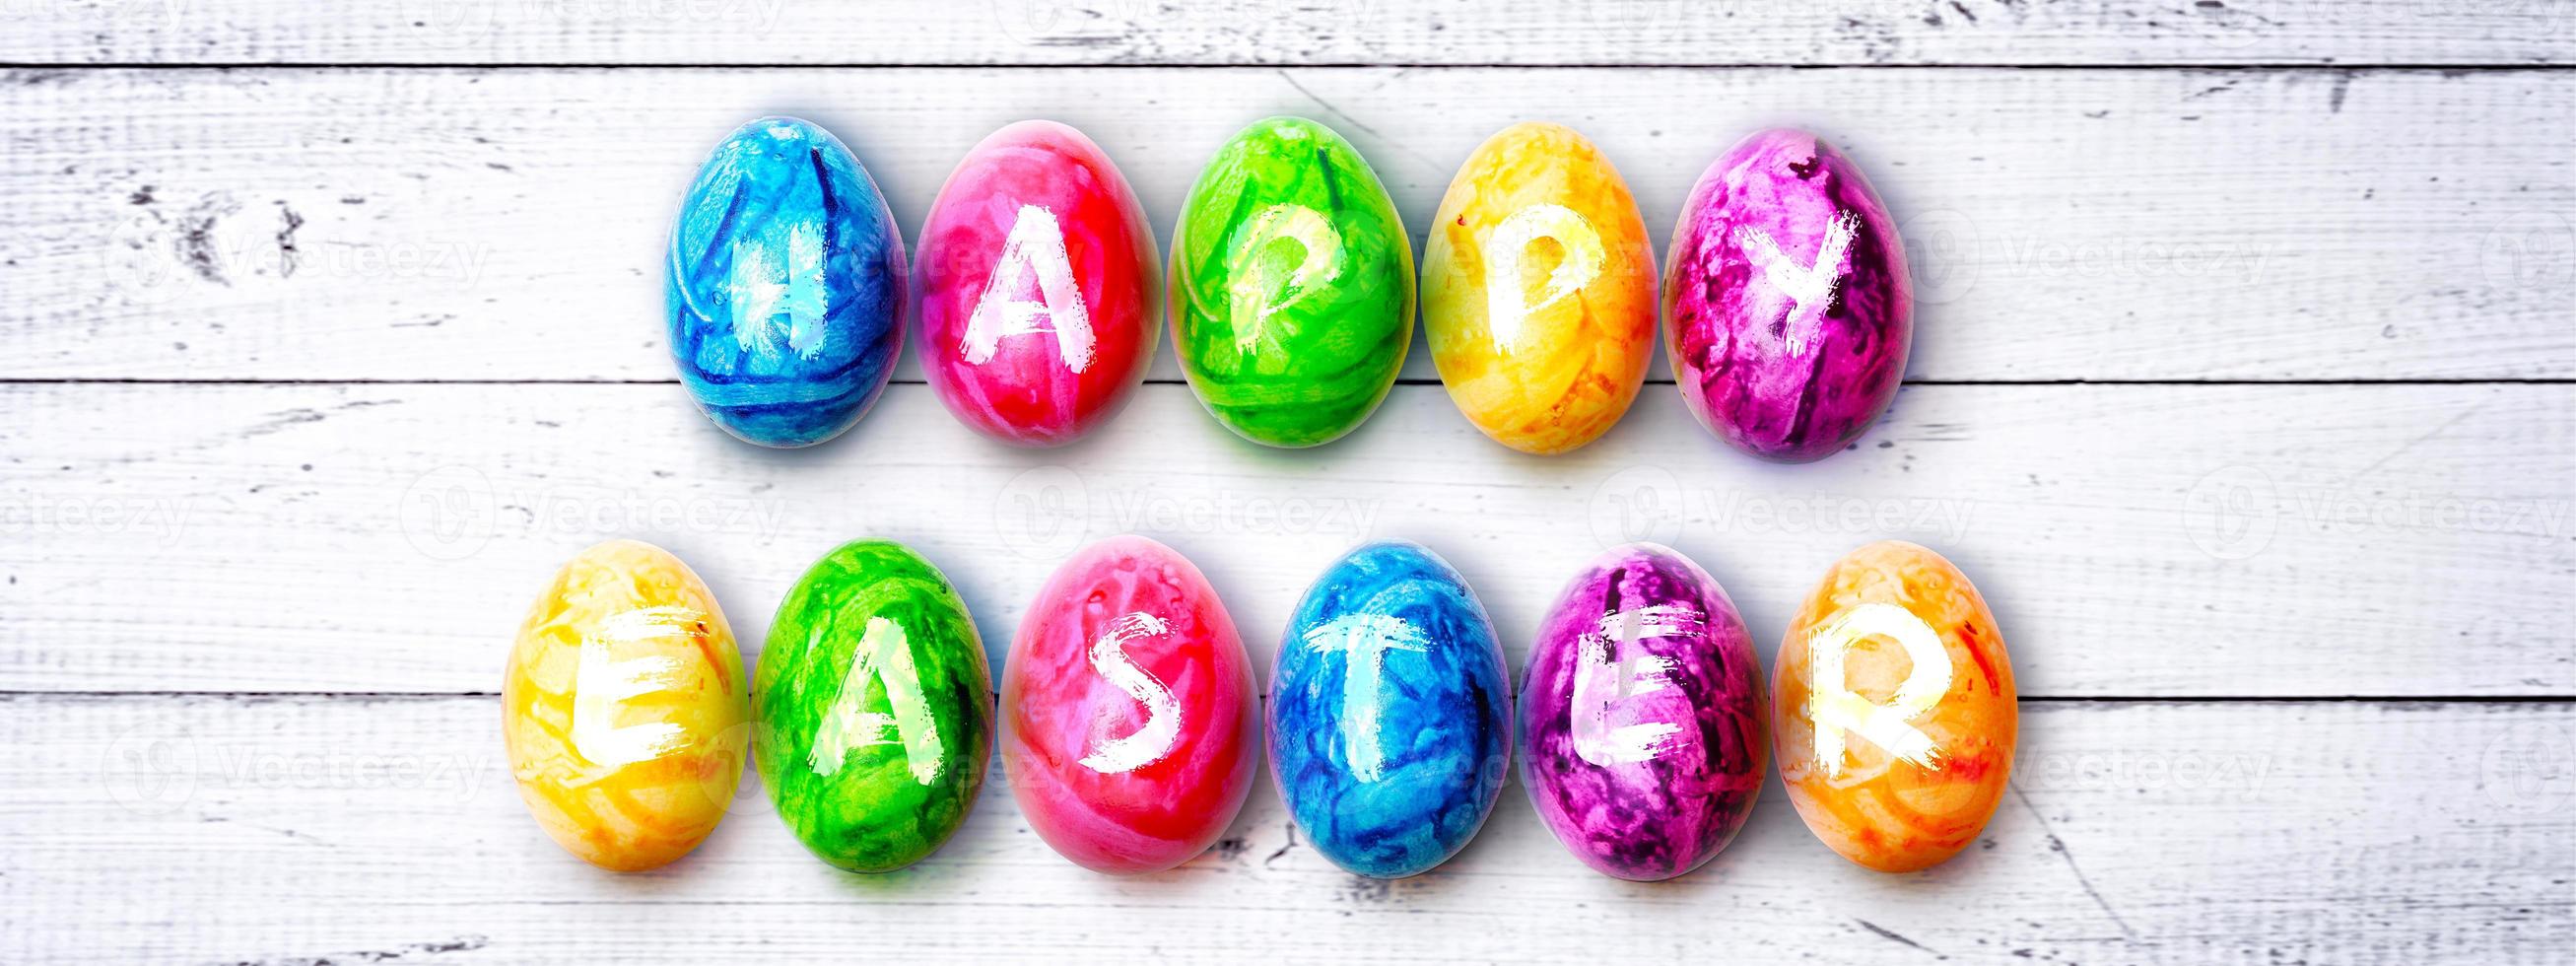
[915,121,1159,447]
[1000,535,1259,873]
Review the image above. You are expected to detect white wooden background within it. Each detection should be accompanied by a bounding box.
[4,3,2573,963]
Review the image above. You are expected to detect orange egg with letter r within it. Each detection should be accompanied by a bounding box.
[1773,540,2016,872]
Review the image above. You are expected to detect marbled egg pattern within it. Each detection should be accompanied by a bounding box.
[1170,116,1413,448]
[1775,540,2015,872]
[503,540,750,871]
[1001,535,1260,874]
[1270,541,1511,878]
[915,120,1158,448]
[667,116,907,448]
[755,541,992,872]
[1423,122,1656,455]
[1665,129,1911,462]
[1520,543,1766,881]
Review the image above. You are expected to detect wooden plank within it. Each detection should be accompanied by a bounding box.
[2,380,2567,696]
[6,694,2568,963]
[4,0,2571,67]
[2,67,2571,382]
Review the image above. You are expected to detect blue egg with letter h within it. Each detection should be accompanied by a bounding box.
[666,116,906,448]
[1270,540,1512,878]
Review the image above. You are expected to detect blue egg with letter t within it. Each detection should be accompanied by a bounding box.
[1269,540,1512,878]
[666,116,906,448]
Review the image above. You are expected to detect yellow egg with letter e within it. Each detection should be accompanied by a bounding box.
[1774,540,2017,872]
[1422,122,1656,455]
[503,539,751,870]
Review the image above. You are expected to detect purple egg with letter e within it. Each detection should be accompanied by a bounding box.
[1519,543,1767,881]
[1664,128,1911,462]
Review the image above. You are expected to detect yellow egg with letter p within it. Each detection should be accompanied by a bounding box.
[1422,122,1656,455]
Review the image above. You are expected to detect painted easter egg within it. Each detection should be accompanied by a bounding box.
[666,116,907,448]
[915,121,1159,447]
[1520,543,1766,881]
[1666,129,1911,462]
[1423,122,1656,455]
[1774,540,2015,872]
[502,539,749,871]
[1170,116,1413,448]
[1270,541,1511,878]
[754,541,992,872]
[1000,535,1258,873]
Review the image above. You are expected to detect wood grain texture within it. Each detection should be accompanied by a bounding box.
[5,0,2572,67]
[7,693,2569,963]
[4,381,2567,696]
[3,67,2572,382]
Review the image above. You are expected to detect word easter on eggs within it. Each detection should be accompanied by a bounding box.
[666,116,908,448]
[505,537,2017,881]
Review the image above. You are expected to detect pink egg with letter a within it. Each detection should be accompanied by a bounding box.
[915,121,1159,447]
[1000,535,1259,873]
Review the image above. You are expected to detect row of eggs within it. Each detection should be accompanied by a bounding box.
[669,115,1910,461]
[505,536,2014,881]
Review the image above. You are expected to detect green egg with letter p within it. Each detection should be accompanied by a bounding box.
[755,540,992,872]
[1170,115,1414,448]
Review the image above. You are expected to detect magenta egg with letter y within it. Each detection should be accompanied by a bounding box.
[1665,128,1911,462]
[915,120,1159,447]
